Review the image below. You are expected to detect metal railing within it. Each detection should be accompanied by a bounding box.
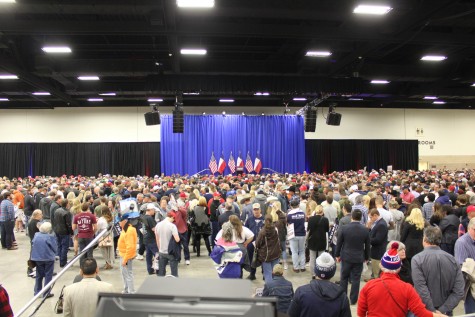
[16,229,109,317]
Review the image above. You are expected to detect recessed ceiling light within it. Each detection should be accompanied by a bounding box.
[88,98,103,102]
[421,55,447,61]
[99,92,116,96]
[177,0,214,8]
[180,49,207,55]
[305,51,332,57]
[353,4,392,15]
[423,96,437,100]
[32,92,51,96]
[78,76,100,81]
[371,79,390,84]
[293,98,307,101]
[41,46,72,53]
[254,92,270,96]
[433,101,446,104]
[0,98,9,101]
[219,99,234,103]
[0,74,18,80]
[148,98,163,102]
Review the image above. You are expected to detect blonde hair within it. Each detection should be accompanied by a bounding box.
[70,198,82,215]
[269,201,282,222]
[315,205,324,215]
[306,200,317,217]
[405,208,425,230]
[363,195,371,209]
[66,191,76,201]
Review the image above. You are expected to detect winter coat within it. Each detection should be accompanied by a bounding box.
[439,214,460,246]
[400,222,424,260]
[307,215,330,252]
[256,225,281,263]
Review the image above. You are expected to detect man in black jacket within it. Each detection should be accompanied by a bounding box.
[39,191,54,222]
[23,187,36,230]
[54,200,73,267]
[367,208,388,280]
[335,209,370,305]
[50,195,63,231]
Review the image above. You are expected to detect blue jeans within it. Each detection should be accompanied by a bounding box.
[280,240,287,261]
[289,236,306,270]
[211,221,219,248]
[145,242,159,275]
[34,260,54,296]
[158,252,178,277]
[180,231,190,261]
[262,259,280,283]
[340,261,363,304]
[56,234,70,267]
[466,292,475,314]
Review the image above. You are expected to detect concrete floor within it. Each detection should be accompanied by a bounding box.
[1,233,465,316]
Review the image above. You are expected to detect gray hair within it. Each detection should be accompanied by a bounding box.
[39,222,52,233]
[423,226,442,246]
[379,263,401,274]
[222,222,234,242]
[468,218,475,230]
[355,195,364,205]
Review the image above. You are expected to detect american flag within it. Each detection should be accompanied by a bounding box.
[209,152,218,174]
[228,151,236,173]
[245,152,254,173]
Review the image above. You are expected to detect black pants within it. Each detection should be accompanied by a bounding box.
[194,233,211,256]
[0,221,14,249]
[340,261,363,304]
[137,229,145,256]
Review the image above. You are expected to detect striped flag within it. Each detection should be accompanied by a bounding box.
[236,151,244,167]
[209,152,218,174]
[228,151,236,173]
[254,153,262,174]
[218,152,226,174]
[245,152,254,173]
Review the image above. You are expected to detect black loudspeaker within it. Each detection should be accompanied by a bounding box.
[326,112,342,126]
[144,112,160,126]
[173,109,184,133]
[304,108,317,132]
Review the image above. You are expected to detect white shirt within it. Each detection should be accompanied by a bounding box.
[377,207,394,224]
[216,226,254,244]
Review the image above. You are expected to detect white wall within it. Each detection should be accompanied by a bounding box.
[1,106,474,167]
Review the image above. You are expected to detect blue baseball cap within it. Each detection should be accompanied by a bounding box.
[120,212,140,221]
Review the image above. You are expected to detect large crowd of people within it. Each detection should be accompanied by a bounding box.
[1,168,475,316]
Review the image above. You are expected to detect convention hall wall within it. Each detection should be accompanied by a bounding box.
[0,106,472,170]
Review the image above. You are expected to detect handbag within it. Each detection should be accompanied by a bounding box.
[251,248,261,268]
[99,234,113,247]
[54,286,65,314]
[112,222,121,237]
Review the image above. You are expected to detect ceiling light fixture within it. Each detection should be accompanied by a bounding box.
[202,112,206,115]
[78,76,100,81]
[0,74,19,80]
[242,112,245,115]
[423,96,437,100]
[348,98,363,101]
[0,0,16,3]
[305,51,332,57]
[88,98,103,102]
[180,49,207,55]
[471,83,475,87]
[254,92,270,96]
[0,98,9,101]
[293,98,307,101]
[353,4,392,15]
[41,46,72,53]
[177,0,214,8]
[433,101,446,104]
[222,111,226,115]
[219,99,234,103]
[148,98,163,102]
[370,79,390,84]
[183,92,200,95]
[32,92,51,96]
[99,92,116,96]
[421,55,447,61]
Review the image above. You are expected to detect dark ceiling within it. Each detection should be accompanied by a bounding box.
[0,0,474,109]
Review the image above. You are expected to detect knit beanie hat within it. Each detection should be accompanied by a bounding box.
[315,252,336,279]
[381,242,402,270]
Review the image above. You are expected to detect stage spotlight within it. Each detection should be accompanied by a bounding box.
[222,111,226,115]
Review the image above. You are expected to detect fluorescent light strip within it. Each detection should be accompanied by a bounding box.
[148,98,163,102]
[371,80,390,84]
[433,101,446,104]
[0,98,9,101]
[177,0,214,8]
[41,46,72,53]
[353,4,392,15]
[293,98,307,101]
[0,0,16,3]
[99,92,116,96]
[306,51,332,57]
[349,98,363,101]
[423,96,437,100]
[88,98,103,102]
[421,55,447,61]
[32,92,51,96]
[254,92,270,96]
[0,74,18,79]
[183,92,200,95]
[180,49,207,55]
[219,99,234,103]
[78,76,100,81]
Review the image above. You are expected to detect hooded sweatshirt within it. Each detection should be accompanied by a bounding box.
[288,279,351,317]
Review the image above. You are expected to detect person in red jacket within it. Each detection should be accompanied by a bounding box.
[358,242,447,317]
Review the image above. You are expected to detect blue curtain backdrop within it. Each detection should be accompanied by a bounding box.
[160,115,305,175]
